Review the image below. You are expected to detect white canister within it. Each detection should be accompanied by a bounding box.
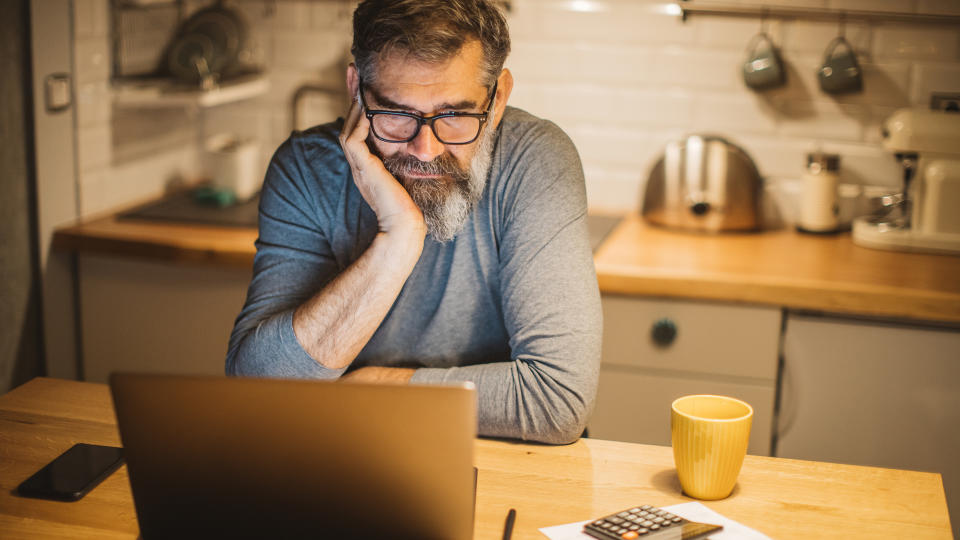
[797,152,841,233]
[205,134,262,201]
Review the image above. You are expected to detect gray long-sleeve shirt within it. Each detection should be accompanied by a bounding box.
[226,107,601,444]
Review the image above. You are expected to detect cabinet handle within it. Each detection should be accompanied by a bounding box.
[651,318,678,347]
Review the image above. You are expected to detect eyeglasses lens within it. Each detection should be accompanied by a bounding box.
[371,115,482,144]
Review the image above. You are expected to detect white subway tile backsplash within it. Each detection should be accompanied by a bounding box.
[272,33,351,70]
[584,166,643,213]
[873,26,960,61]
[910,62,960,105]
[74,0,108,39]
[693,93,780,135]
[78,125,112,172]
[311,1,355,31]
[566,124,680,172]
[74,36,111,85]
[510,0,695,46]
[73,0,960,217]
[76,81,111,129]
[696,18,784,51]
[509,41,654,86]
[652,48,743,89]
[818,140,903,187]
[783,56,912,107]
[733,134,812,179]
[274,0,312,32]
[782,21,871,57]
[776,100,870,141]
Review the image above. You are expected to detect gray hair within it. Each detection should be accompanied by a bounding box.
[351,0,511,87]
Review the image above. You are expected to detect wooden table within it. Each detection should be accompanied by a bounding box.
[0,378,953,539]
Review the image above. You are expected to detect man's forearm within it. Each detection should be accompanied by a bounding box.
[292,227,424,370]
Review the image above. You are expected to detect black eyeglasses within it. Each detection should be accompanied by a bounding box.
[359,80,498,145]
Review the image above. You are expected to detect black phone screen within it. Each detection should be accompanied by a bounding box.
[17,443,124,501]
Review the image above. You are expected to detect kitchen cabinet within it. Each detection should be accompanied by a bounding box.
[79,254,250,382]
[777,312,960,537]
[589,295,781,456]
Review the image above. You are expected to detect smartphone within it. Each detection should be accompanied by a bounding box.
[17,443,124,501]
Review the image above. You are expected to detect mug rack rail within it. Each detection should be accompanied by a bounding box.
[677,1,960,26]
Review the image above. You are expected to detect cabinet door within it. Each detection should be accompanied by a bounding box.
[778,313,960,538]
[590,369,775,456]
[591,296,780,456]
[80,255,251,382]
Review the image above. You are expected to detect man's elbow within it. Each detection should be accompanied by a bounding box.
[528,399,592,445]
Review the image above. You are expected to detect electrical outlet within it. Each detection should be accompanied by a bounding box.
[930,93,960,112]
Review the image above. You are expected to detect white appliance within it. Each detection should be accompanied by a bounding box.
[852,108,960,254]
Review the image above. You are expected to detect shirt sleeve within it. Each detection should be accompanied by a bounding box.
[225,135,348,379]
[410,119,603,444]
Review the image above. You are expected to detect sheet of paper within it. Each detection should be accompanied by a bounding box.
[538,501,772,540]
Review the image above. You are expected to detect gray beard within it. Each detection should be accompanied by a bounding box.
[380,124,496,242]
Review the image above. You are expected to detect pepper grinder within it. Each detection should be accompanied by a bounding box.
[797,152,841,234]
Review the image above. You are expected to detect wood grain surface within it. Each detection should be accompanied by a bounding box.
[54,212,960,323]
[0,378,952,539]
[595,215,960,323]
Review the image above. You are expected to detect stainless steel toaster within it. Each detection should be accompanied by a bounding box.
[641,135,763,232]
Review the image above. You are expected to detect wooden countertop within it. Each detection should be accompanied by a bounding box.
[594,215,960,324]
[1,378,953,539]
[53,212,960,323]
[53,215,258,268]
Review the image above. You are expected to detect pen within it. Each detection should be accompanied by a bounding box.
[502,508,516,540]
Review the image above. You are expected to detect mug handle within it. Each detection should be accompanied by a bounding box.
[821,36,856,61]
[745,32,777,55]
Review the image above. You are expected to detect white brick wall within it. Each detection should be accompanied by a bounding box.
[72,0,960,218]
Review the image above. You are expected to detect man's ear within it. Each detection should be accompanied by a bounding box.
[346,63,360,102]
[492,68,514,129]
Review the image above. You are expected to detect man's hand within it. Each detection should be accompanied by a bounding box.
[340,366,416,384]
[338,91,426,238]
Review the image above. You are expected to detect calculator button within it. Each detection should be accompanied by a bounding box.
[629,508,641,513]
[641,520,654,527]
[610,517,624,524]
[641,505,652,510]
[650,524,660,531]
[622,532,638,539]
[652,517,664,524]
[672,516,682,523]
[628,524,639,531]
[618,512,630,517]
[637,528,648,535]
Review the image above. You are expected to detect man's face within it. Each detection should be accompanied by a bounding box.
[359,41,500,242]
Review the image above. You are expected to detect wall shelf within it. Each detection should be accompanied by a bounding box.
[113,74,269,108]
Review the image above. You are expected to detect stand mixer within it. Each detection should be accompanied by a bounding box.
[852,108,960,255]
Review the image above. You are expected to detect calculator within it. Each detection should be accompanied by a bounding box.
[582,504,723,540]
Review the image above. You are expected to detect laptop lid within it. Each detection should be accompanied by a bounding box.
[110,373,477,540]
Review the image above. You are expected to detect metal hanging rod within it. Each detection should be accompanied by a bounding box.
[677,2,960,25]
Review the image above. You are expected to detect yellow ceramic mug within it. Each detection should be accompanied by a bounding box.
[671,395,753,500]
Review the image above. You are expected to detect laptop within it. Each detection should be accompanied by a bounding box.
[109,373,477,540]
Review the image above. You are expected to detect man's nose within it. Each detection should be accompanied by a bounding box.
[406,123,445,163]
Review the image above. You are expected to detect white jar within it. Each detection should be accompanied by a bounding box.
[797,153,841,233]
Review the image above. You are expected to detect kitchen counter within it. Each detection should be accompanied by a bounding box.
[595,215,960,324]
[53,211,960,324]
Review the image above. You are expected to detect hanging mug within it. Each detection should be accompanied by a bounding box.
[742,33,787,91]
[818,36,863,94]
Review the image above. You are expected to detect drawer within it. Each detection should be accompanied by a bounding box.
[602,295,781,380]
[588,367,775,456]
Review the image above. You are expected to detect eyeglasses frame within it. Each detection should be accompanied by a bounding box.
[358,79,499,145]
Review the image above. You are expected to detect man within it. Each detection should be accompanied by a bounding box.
[226,0,601,444]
